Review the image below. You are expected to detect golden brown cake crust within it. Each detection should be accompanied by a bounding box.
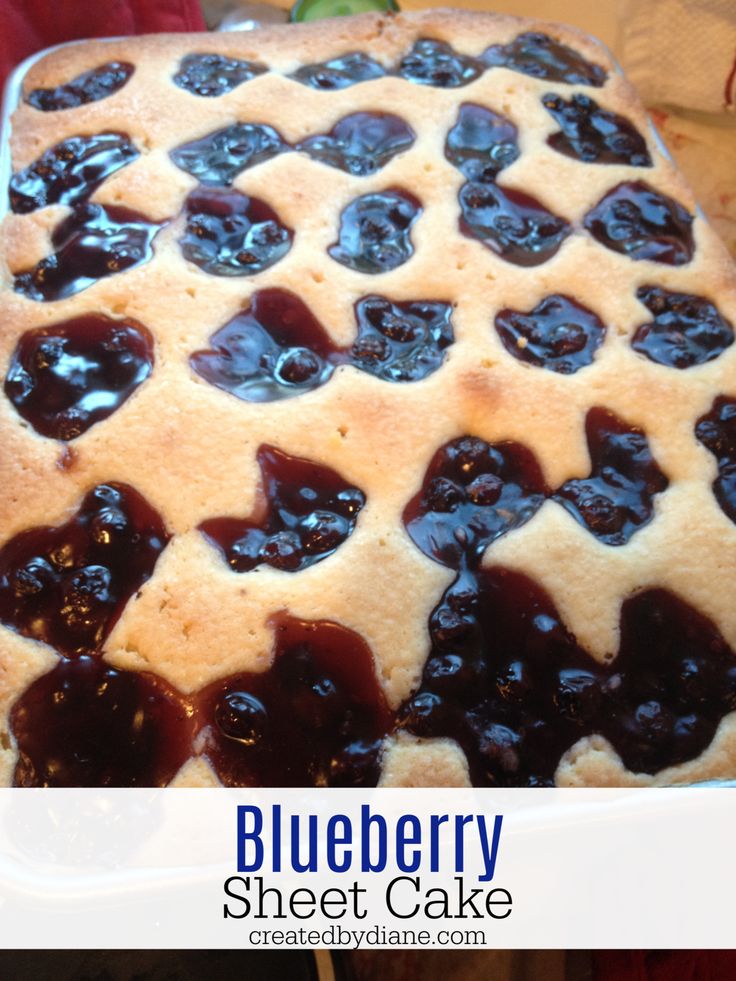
[1,9,736,787]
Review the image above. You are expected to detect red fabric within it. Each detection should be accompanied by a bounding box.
[0,0,206,95]
[593,951,736,981]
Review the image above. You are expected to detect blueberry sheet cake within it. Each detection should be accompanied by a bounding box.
[2,9,736,788]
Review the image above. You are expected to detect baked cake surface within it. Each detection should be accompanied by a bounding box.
[1,9,736,788]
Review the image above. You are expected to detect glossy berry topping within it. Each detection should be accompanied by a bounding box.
[695,396,736,524]
[0,483,169,657]
[11,657,192,787]
[404,436,548,569]
[190,289,340,402]
[584,181,695,265]
[632,285,734,369]
[398,568,736,785]
[172,53,266,97]
[482,31,606,86]
[604,589,736,775]
[170,123,288,186]
[200,445,365,573]
[289,52,386,90]
[14,203,163,302]
[542,93,651,167]
[4,315,154,440]
[298,112,415,176]
[9,133,139,214]
[329,189,421,274]
[397,38,483,88]
[196,615,391,786]
[398,568,596,786]
[352,295,453,382]
[445,103,519,181]
[26,62,134,112]
[190,289,456,401]
[459,181,570,266]
[495,294,606,374]
[553,408,668,545]
[180,187,292,277]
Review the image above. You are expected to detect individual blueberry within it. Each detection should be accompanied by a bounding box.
[215,691,268,745]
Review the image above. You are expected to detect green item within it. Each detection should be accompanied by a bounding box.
[291,0,399,23]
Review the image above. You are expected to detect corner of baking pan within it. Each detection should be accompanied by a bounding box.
[0,39,123,220]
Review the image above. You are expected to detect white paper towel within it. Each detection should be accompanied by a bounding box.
[620,0,736,114]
